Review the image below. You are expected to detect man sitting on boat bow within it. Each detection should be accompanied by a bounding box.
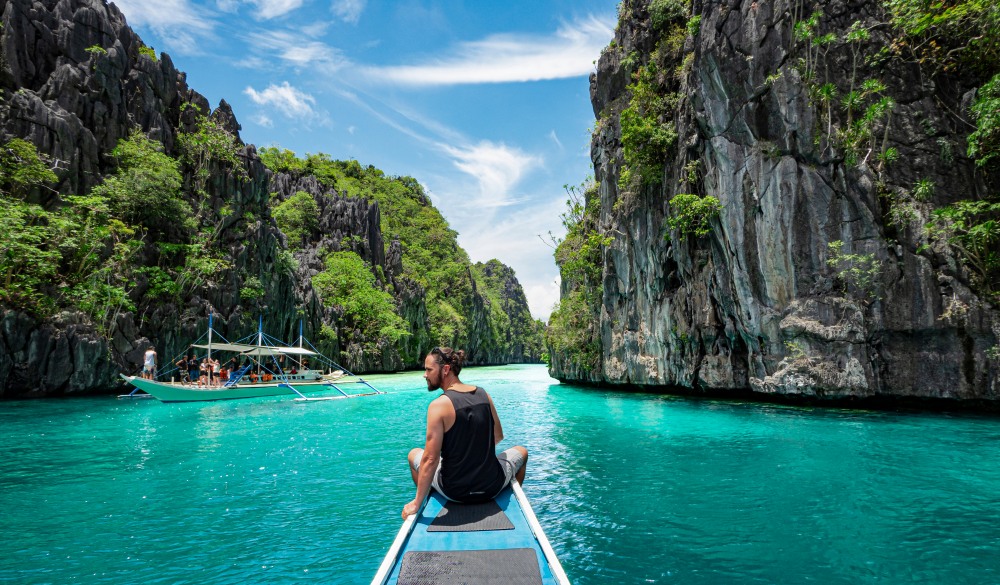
[403,347,528,518]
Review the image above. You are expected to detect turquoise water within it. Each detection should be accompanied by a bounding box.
[2,364,998,584]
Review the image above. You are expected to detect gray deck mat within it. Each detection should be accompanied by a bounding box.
[427,500,515,532]
[398,548,542,585]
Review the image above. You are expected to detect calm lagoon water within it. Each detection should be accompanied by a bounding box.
[1,364,998,584]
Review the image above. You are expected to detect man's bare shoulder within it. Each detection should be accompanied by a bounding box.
[427,394,452,415]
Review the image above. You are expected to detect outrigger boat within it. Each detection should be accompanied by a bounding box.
[120,316,382,403]
[372,481,571,584]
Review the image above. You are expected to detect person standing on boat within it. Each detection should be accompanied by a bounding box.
[142,346,157,380]
[403,347,528,519]
[188,355,200,387]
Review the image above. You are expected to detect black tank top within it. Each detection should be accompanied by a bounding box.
[439,388,506,503]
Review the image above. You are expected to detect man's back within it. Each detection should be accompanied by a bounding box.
[439,388,505,503]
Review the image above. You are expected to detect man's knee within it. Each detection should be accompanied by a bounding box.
[514,446,528,460]
[408,448,422,467]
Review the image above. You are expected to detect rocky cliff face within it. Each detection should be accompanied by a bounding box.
[0,0,541,397]
[549,0,999,405]
[475,259,546,363]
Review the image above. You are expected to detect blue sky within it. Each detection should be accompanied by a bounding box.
[112,0,617,320]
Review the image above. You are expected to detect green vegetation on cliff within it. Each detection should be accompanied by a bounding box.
[880,0,1000,297]
[0,139,140,329]
[259,147,544,363]
[313,250,409,352]
[0,108,264,331]
[273,191,319,249]
[546,181,609,372]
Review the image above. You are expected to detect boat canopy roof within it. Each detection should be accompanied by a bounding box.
[191,342,256,352]
[191,343,318,356]
[240,346,317,356]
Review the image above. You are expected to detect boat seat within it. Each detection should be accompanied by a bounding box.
[398,549,542,585]
[428,499,514,532]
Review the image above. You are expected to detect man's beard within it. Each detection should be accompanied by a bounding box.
[426,376,441,391]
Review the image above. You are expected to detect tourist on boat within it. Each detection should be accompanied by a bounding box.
[211,358,221,387]
[403,347,528,519]
[188,356,200,386]
[175,355,190,382]
[199,360,209,387]
[142,346,157,380]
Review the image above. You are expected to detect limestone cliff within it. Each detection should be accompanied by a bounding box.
[548,0,999,406]
[0,0,542,397]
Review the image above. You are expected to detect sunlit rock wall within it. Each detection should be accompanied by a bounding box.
[551,0,999,405]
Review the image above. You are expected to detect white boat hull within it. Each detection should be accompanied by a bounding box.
[120,375,371,403]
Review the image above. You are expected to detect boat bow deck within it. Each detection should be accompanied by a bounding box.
[373,482,570,584]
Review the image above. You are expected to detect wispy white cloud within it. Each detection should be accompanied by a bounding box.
[245,81,317,118]
[249,30,347,72]
[113,0,215,53]
[548,130,563,150]
[246,0,303,19]
[365,15,613,86]
[233,55,268,69]
[301,21,331,37]
[439,141,541,208]
[254,114,274,127]
[331,0,367,24]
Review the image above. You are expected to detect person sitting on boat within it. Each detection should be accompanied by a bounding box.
[142,346,157,380]
[403,347,528,519]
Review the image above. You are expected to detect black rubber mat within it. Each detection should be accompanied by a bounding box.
[398,548,542,585]
[427,500,514,532]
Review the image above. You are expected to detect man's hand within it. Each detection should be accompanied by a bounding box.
[402,499,420,519]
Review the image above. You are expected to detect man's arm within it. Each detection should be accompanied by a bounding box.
[487,393,504,445]
[402,398,447,518]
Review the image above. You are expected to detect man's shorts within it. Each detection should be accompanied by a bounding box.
[411,447,526,501]
[143,365,155,373]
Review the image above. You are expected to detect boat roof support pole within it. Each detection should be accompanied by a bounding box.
[208,313,213,361]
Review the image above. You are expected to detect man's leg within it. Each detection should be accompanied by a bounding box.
[408,448,423,485]
[513,446,528,484]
